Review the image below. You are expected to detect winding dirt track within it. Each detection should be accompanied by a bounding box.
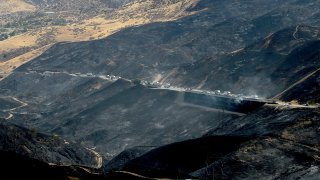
[85,148,103,169]
[273,67,320,99]
[1,96,28,120]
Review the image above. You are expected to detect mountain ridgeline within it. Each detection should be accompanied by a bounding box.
[0,0,319,179]
[14,0,320,96]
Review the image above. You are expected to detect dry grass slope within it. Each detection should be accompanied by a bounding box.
[0,0,200,80]
[0,0,35,14]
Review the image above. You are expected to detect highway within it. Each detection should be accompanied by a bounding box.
[1,70,317,121]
